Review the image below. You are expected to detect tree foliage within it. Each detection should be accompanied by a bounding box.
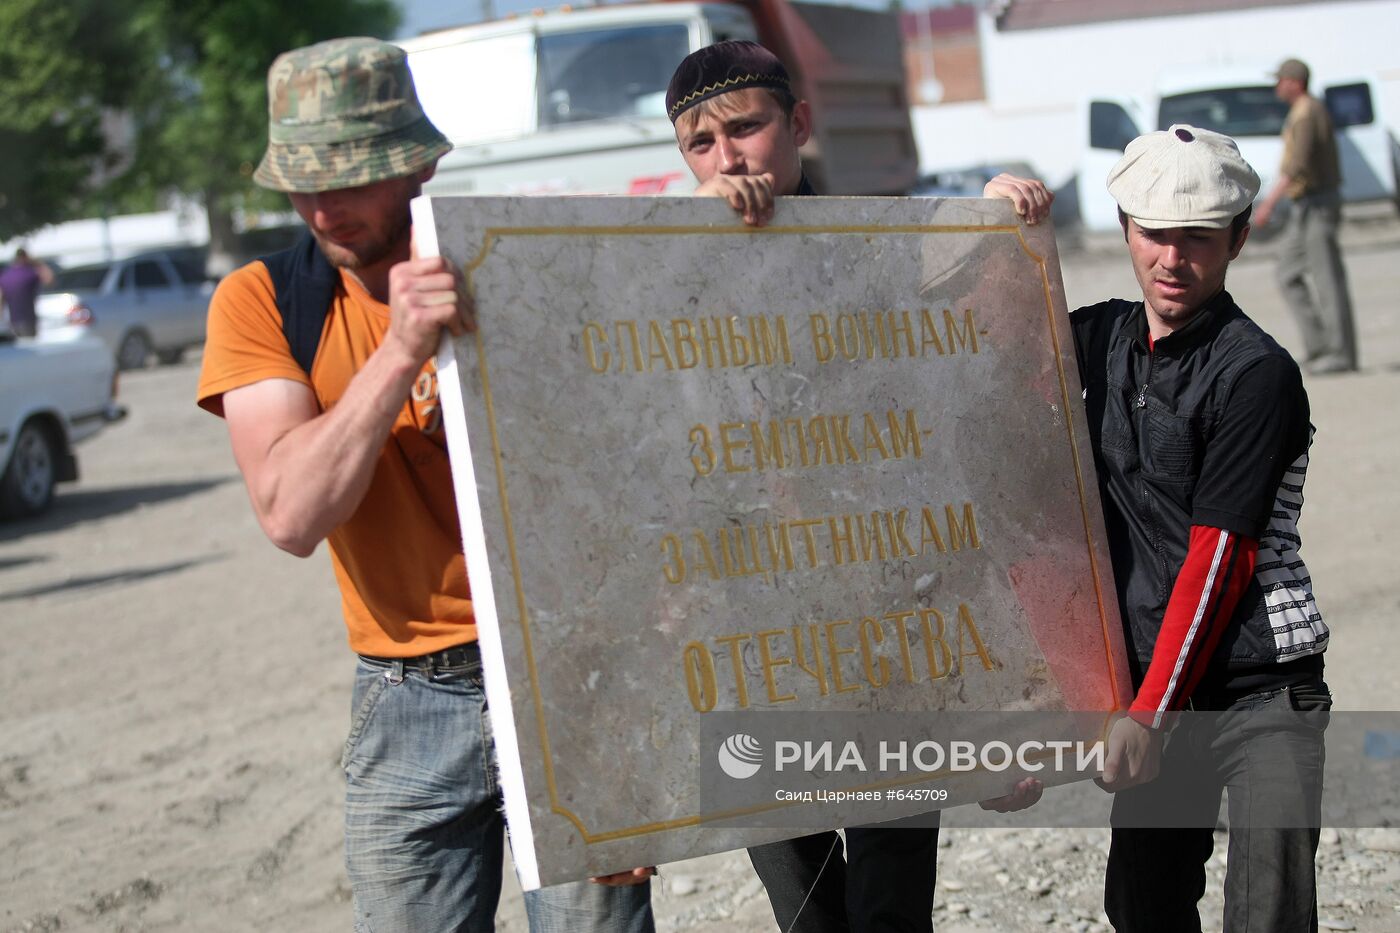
[124,1,399,214]
[0,0,146,239]
[0,0,400,247]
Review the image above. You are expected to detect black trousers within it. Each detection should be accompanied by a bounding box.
[1105,679,1330,933]
[747,819,940,933]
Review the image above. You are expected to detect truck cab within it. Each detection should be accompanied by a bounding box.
[402,3,758,198]
[401,0,917,199]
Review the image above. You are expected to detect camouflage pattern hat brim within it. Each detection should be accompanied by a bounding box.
[254,36,451,193]
[254,119,451,193]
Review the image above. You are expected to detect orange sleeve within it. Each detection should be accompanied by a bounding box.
[195,262,316,417]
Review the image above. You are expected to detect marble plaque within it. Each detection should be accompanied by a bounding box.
[413,195,1132,889]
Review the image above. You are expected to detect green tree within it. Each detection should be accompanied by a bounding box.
[0,0,145,241]
[123,0,400,269]
[0,0,399,257]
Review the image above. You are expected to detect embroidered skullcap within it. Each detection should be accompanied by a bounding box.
[665,40,791,124]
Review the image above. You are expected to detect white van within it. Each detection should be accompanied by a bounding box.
[1078,67,1399,230]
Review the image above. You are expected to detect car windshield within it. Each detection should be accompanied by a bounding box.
[1158,87,1289,137]
[537,24,690,126]
[51,265,110,291]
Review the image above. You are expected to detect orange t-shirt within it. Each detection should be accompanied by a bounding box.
[197,261,474,656]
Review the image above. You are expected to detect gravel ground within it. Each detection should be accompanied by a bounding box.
[633,825,1400,933]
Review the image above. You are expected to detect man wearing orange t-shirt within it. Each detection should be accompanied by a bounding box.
[197,38,653,933]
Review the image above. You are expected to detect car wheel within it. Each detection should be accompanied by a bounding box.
[117,329,153,370]
[156,347,185,365]
[0,421,58,517]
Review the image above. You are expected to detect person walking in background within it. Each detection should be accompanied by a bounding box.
[0,248,54,337]
[1255,57,1358,374]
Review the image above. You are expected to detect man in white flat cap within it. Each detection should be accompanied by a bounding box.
[1071,125,1330,932]
[199,37,655,932]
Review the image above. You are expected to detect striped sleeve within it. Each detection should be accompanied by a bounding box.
[1129,525,1258,729]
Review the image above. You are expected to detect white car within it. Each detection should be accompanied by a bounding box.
[0,328,126,517]
[37,249,216,370]
[1079,67,1398,231]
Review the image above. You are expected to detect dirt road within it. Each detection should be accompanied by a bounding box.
[3,217,1397,932]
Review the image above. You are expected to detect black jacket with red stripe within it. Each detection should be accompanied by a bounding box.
[1071,291,1324,695]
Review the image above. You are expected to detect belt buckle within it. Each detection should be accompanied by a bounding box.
[446,644,475,668]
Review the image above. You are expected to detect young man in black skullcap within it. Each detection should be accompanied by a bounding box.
[666,39,1053,225]
[663,39,1050,933]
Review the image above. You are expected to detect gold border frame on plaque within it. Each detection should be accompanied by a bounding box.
[463,223,1124,842]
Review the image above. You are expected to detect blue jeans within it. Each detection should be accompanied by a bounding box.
[343,649,654,933]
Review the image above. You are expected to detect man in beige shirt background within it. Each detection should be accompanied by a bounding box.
[1256,57,1357,374]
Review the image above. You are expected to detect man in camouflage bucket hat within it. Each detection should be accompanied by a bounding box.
[197,36,654,933]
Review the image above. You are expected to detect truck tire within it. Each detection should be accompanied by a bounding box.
[117,329,153,370]
[0,420,58,518]
[156,346,185,365]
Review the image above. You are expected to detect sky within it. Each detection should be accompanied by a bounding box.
[395,0,959,38]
